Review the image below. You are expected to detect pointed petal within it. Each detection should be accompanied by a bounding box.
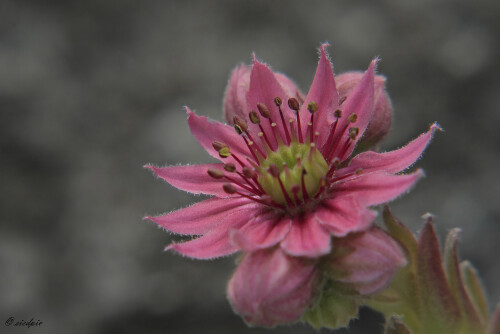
[224,64,251,124]
[187,107,250,164]
[324,59,376,161]
[145,163,229,197]
[339,123,441,176]
[418,219,461,325]
[145,197,253,235]
[231,214,291,252]
[246,58,294,144]
[333,170,424,206]
[315,196,377,237]
[166,205,255,259]
[301,44,339,147]
[281,213,331,257]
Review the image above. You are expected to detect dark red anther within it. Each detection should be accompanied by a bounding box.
[242,166,256,179]
[207,168,224,179]
[233,116,248,132]
[223,183,237,194]
[212,141,228,151]
[274,97,283,107]
[257,103,271,118]
[288,98,300,112]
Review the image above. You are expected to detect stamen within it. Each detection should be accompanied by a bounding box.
[288,98,303,143]
[269,164,294,207]
[275,97,291,144]
[207,168,224,179]
[307,101,318,143]
[300,168,310,202]
[250,110,274,150]
[257,103,271,118]
[322,109,342,157]
[212,141,228,152]
[326,157,340,178]
[314,177,327,199]
[223,163,236,172]
[224,174,259,194]
[332,168,363,184]
[258,102,280,148]
[223,183,237,194]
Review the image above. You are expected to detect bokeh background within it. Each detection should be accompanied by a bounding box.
[1,0,499,333]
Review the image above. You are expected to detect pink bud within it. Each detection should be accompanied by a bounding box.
[227,247,318,327]
[223,65,303,124]
[328,227,406,295]
[336,72,392,149]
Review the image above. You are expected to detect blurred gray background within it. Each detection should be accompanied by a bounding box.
[1,0,499,333]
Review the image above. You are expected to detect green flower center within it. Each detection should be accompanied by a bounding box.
[258,142,329,205]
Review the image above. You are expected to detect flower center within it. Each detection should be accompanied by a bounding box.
[258,142,329,205]
[208,96,362,213]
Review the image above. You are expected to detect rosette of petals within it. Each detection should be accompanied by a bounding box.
[145,44,440,260]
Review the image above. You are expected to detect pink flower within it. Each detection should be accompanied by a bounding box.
[327,226,407,295]
[227,247,318,327]
[145,43,439,260]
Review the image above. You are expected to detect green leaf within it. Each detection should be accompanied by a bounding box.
[302,280,361,330]
[461,260,489,323]
[444,229,485,332]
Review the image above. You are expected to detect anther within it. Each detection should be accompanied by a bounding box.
[348,113,358,123]
[223,163,236,172]
[334,109,342,118]
[288,98,300,112]
[276,96,291,144]
[218,146,231,158]
[212,141,228,151]
[207,168,224,179]
[249,110,260,124]
[257,103,271,118]
[348,127,359,140]
[274,97,282,107]
[307,101,318,113]
[233,116,248,132]
[234,124,243,135]
[223,183,237,194]
[242,166,256,179]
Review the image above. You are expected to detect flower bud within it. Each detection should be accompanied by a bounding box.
[227,247,318,327]
[336,72,392,150]
[326,227,406,295]
[223,65,304,124]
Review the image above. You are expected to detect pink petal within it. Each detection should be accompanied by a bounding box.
[227,247,317,327]
[323,59,376,161]
[338,123,441,176]
[230,214,291,252]
[300,44,339,147]
[145,197,253,235]
[246,57,294,146]
[315,196,377,237]
[275,72,303,102]
[280,213,331,257]
[187,107,250,164]
[333,170,424,206]
[166,205,256,259]
[224,64,251,124]
[144,163,229,197]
